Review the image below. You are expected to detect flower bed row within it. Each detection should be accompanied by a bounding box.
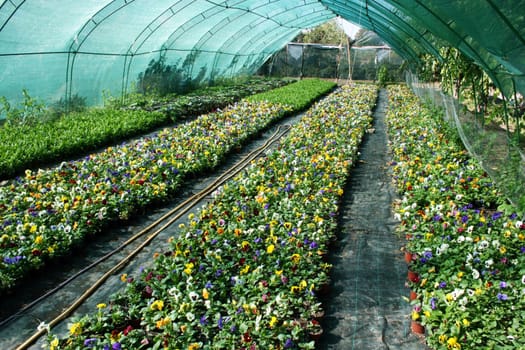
[387,85,525,349]
[46,84,377,349]
[0,79,336,293]
[0,78,290,180]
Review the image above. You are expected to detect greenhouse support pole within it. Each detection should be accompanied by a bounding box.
[300,45,305,80]
[347,36,353,82]
[472,78,480,126]
[284,44,290,76]
[513,80,521,145]
[502,94,512,142]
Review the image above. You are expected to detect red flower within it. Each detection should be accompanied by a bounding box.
[243,332,252,343]
[123,325,133,335]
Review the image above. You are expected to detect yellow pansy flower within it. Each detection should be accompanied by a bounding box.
[49,337,59,350]
[150,299,164,311]
[69,322,82,336]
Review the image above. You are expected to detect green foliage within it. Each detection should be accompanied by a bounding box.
[354,29,384,46]
[136,53,206,96]
[495,144,525,213]
[376,65,389,87]
[0,108,169,179]
[295,19,345,45]
[48,94,87,119]
[246,78,336,110]
[0,89,46,126]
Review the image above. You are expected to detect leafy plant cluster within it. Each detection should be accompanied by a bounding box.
[387,85,525,349]
[416,47,525,213]
[246,78,336,111]
[0,89,48,127]
[417,48,523,133]
[0,78,290,180]
[119,77,293,119]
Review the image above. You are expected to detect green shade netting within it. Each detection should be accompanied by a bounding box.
[320,0,525,97]
[0,0,524,107]
[0,0,334,105]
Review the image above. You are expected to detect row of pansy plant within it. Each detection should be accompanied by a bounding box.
[0,80,336,293]
[386,84,525,349]
[46,84,377,349]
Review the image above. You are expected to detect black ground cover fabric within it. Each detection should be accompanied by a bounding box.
[317,89,430,350]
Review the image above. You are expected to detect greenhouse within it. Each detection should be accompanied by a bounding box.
[0,1,524,349]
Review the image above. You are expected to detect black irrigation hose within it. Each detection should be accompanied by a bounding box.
[14,124,291,350]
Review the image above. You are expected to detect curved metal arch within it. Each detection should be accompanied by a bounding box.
[306,3,421,63]
[0,0,26,32]
[327,0,440,59]
[161,5,225,52]
[163,0,332,51]
[189,2,334,77]
[213,32,293,79]
[121,0,195,97]
[392,0,507,94]
[190,10,246,53]
[216,8,333,63]
[211,29,292,78]
[204,0,328,28]
[160,0,319,78]
[213,16,267,56]
[229,11,335,75]
[124,0,193,56]
[238,11,336,58]
[65,0,138,107]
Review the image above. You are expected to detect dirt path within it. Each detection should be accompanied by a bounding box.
[317,89,430,350]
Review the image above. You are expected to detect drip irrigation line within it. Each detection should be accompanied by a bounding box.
[14,124,291,350]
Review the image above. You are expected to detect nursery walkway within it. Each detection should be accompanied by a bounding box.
[317,89,429,350]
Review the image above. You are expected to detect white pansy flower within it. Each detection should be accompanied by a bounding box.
[188,291,200,302]
[452,288,465,300]
[478,240,489,250]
